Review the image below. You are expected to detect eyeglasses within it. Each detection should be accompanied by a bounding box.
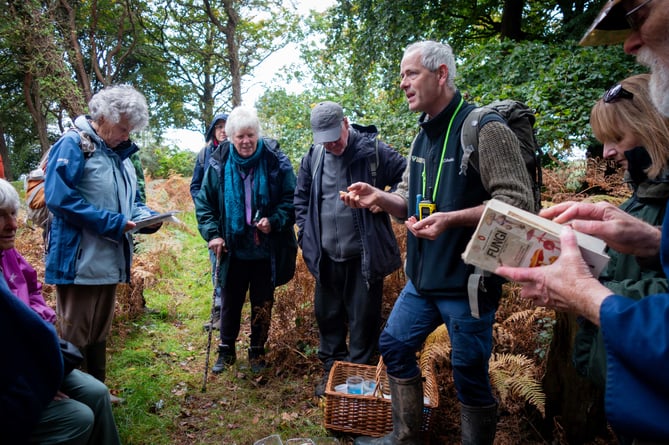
[603,83,634,103]
[626,0,653,30]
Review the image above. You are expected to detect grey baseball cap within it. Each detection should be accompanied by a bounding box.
[310,101,344,144]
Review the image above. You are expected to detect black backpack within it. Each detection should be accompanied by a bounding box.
[460,99,543,211]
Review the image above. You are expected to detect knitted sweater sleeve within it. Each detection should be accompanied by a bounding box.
[477,121,535,212]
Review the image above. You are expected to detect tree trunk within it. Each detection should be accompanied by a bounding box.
[0,124,9,180]
[500,0,524,41]
[204,0,242,107]
[223,0,241,107]
[57,0,93,101]
[543,312,609,444]
[23,74,51,154]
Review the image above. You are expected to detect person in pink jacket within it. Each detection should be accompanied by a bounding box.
[0,178,121,445]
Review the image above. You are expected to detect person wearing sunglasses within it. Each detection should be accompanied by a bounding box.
[573,74,669,444]
[495,1,669,441]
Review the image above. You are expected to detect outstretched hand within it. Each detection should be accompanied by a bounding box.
[541,201,661,258]
[495,226,611,325]
[339,182,379,211]
[405,214,447,240]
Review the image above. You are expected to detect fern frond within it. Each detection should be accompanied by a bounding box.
[504,308,540,326]
[489,353,545,416]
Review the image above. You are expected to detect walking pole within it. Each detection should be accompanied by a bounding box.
[202,252,220,392]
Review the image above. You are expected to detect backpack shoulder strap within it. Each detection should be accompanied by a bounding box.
[460,107,498,319]
[459,107,504,177]
[67,127,96,158]
[459,107,487,176]
[197,146,207,167]
[310,144,325,179]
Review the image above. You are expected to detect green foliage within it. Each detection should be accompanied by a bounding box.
[322,0,606,95]
[533,316,556,360]
[257,89,315,169]
[142,0,301,131]
[0,0,652,179]
[276,0,644,161]
[148,146,196,179]
[458,39,644,158]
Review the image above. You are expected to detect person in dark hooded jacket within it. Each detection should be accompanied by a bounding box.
[294,101,406,397]
[191,112,228,332]
[190,113,228,201]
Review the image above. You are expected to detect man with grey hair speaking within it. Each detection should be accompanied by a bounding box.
[346,40,535,444]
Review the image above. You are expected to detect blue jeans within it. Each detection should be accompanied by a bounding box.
[380,280,497,406]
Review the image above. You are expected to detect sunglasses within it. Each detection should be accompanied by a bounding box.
[603,83,634,103]
[626,0,653,30]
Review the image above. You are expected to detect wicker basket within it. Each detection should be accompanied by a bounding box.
[323,358,439,440]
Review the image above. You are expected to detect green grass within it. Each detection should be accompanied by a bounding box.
[106,210,332,445]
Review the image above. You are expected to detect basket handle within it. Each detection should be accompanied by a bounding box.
[372,356,386,398]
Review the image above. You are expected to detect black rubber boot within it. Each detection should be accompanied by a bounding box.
[248,346,266,373]
[85,341,107,383]
[461,402,498,445]
[212,344,236,373]
[354,373,423,445]
[314,372,329,397]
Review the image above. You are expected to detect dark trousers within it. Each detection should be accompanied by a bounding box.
[315,256,383,372]
[219,257,274,349]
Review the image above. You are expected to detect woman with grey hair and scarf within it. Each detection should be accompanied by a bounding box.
[195,106,297,374]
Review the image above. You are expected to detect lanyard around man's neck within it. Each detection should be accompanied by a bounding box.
[422,96,465,201]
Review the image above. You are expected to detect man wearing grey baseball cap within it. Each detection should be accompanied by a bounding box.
[494,1,669,441]
[294,101,407,397]
[310,101,346,145]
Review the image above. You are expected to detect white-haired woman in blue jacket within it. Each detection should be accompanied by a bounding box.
[45,84,161,397]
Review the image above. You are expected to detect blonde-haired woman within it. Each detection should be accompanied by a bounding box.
[573,74,669,444]
[590,73,669,179]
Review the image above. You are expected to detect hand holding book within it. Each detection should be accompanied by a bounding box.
[462,199,609,277]
[130,211,180,233]
[494,225,612,325]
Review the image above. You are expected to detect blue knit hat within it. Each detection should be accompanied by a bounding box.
[205,113,229,142]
